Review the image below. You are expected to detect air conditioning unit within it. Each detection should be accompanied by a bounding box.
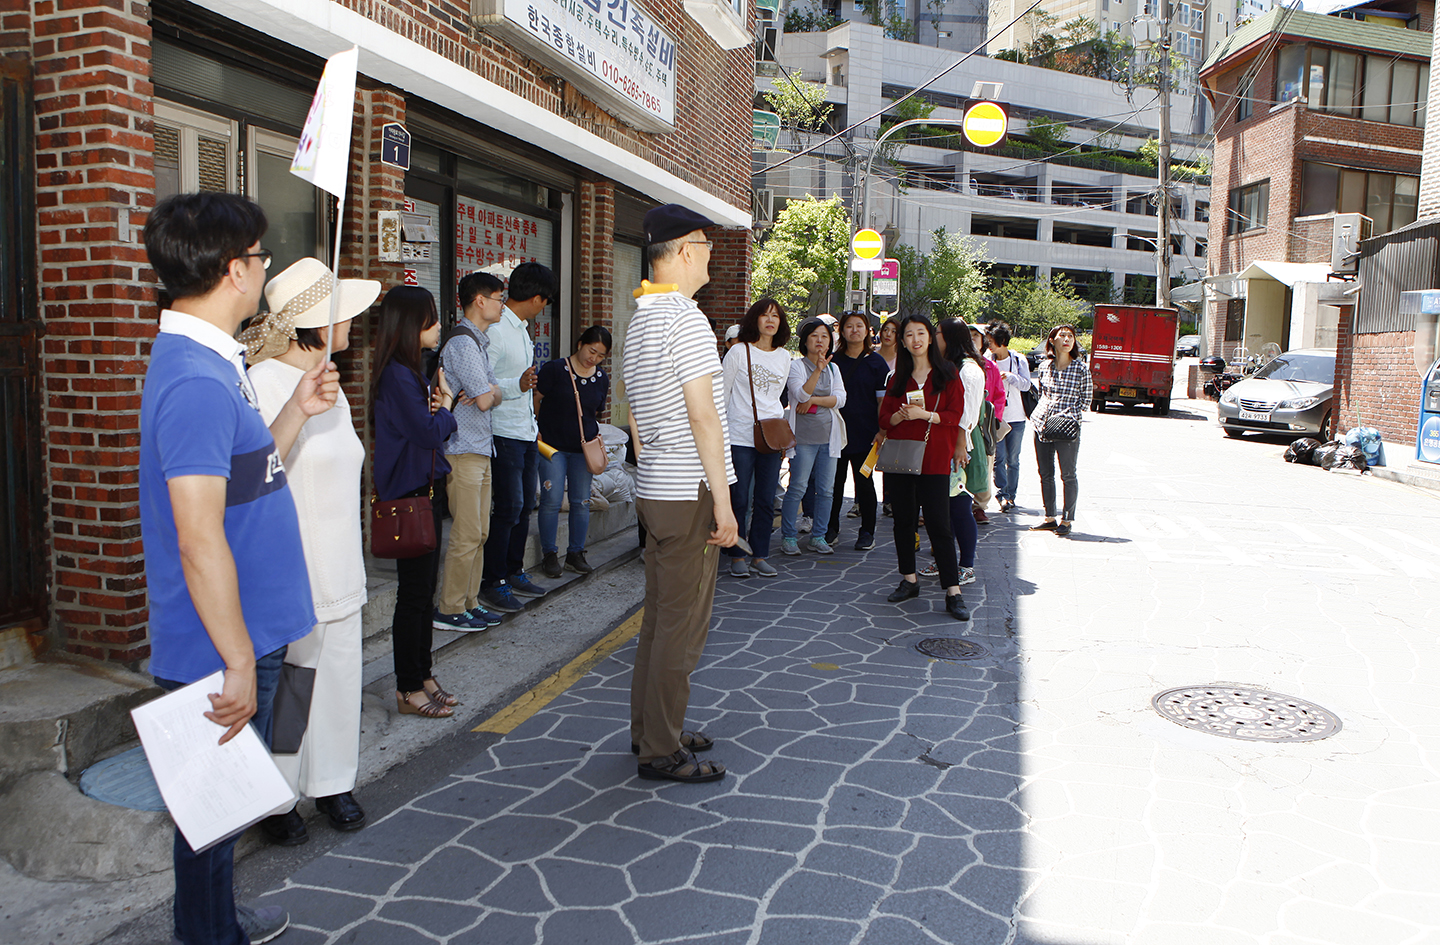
[753,188,775,226]
[1331,212,1372,273]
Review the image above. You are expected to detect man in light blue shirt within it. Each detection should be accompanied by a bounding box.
[481,261,559,613]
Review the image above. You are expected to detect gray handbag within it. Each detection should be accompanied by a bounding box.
[875,390,932,475]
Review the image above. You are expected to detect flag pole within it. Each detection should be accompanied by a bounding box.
[324,191,343,366]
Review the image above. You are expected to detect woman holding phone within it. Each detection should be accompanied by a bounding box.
[779,317,846,557]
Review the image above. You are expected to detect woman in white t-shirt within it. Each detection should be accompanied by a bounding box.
[244,258,379,846]
[721,298,793,578]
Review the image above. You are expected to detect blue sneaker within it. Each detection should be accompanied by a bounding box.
[432,609,487,632]
[507,571,547,597]
[481,584,523,613]
[466,605,504,627]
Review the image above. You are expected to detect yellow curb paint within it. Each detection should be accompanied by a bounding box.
[473,608,644,734]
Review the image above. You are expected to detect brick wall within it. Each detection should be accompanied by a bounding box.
[1335,303,1420,447]
[695,226,752,340]
[31,0,155,664]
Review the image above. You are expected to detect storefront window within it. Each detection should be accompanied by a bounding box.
[454,194,557,359]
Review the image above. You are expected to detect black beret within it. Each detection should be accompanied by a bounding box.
[644,204,718,245]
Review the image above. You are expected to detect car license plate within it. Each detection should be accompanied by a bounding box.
[1239,408,1270,422]
[1119,387,1137,398]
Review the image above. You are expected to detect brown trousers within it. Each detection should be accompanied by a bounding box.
[631,484,719,763]
[439,453,492,615]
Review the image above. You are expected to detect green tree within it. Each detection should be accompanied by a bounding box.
[924,228,991,323]
[859,0,916,40]
[763,78,833,149]
[751,196,851,320]
[784,1,841,32]
[991,274,1087,339]
[1026,114,1066,150]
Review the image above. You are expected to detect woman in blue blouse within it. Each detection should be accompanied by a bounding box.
[372,286,458,719]
[535,324,612,579]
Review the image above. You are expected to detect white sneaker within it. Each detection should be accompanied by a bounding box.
[798,515,813,534]
[958,566,976,585]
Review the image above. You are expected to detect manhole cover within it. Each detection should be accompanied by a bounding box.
[1152,685,1342,742]
[915,637,988,661]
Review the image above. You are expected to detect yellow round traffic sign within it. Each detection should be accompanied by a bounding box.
[963,101,1008,148]
[852,228,884,259]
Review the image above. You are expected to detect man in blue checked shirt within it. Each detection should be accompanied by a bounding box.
[434,271,508,630]
[480,261,559,614]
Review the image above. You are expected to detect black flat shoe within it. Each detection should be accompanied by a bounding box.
[1029,520,1058,531]
[946,594,970,621]
[1055,522,1072,537]
[315,792,367,831]
[887,580,920,603]
[259,806,308,846]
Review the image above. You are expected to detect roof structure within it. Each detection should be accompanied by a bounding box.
[1200,6,1431,74]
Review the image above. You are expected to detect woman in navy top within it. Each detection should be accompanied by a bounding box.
[372,286,458,719]
[534,324,612,579]
[828,311,889,550]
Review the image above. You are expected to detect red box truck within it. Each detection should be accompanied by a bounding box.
[1089,305,1179,415]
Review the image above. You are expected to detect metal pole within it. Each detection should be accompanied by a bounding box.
[1156,0,1173,309]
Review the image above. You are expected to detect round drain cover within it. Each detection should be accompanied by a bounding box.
[1152,685,1341,742]
[915,637,988,661]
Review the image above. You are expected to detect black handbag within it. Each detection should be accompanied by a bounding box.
[1039,412,1080,442]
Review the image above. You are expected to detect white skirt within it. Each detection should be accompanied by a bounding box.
[272,610,362,798]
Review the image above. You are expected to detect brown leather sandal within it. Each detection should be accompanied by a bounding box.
[396,690,453,718]
[423,677,460,707]
[637,749,726,783]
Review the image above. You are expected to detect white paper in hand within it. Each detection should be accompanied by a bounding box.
[130,672,297,853]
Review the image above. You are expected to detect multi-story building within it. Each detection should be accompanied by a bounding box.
[0,0,755,668]
[755,21,1211,305]
[1197,4,1429,362]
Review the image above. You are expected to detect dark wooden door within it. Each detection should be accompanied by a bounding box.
[0,56,46,631]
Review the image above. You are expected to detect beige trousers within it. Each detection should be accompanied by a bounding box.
[273,610,362,798]
[631,484,719,764]
[440,452,492,614]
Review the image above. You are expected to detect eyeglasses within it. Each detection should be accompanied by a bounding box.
[237,250,273,270]
[684,240,713,250]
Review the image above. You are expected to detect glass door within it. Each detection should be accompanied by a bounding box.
[248,127,325,283]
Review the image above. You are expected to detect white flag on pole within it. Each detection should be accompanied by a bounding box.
[291,46,359,198]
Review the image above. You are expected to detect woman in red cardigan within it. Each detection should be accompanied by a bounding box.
[878,314,969,621]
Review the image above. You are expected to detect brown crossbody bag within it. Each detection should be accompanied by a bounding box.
[748,343,795,454]
[565,358,609,475]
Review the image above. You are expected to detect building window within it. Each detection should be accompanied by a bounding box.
[1195,237,1207,258]
[1225,299,1245,342]
[1300,161,1419,232]
[1195,200,1209,222]
[1228,180,1269,234]
[1275,44,1428,126]
[1235,74,1254,122]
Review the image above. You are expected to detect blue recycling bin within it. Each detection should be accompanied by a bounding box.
[1418,358,1440,464]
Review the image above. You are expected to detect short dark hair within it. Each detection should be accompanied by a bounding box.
[508,262,557,305]
[294,327,325,351]
[458,271,505,309]
[987,320,1012,347]
[575,324,612,352]
[144,192,268,301]
[796,317,833,357]
[838,311,872,354]
[736,297,792,347]
[646,236,685,265]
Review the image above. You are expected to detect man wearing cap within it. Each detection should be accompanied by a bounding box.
[140,192,338,945]
[480,261,559,614]
[623,204,738,784]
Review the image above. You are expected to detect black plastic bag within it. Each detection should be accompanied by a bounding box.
[1284,437,1323,465]
[1320,444,1368,472]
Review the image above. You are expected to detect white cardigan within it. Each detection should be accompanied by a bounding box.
[249,359,368,621]
[786,357,848,455]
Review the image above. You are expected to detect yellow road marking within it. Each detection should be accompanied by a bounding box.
[472,608,644,734]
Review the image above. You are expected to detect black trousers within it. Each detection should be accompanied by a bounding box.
[889,473,959,588]
[828,452,877,540]
[393,488,442,693]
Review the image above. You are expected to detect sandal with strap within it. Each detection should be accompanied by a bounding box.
[396,690,453,718]
[637,749,726,783]
[423,677,460,707]
[631,730,714,755]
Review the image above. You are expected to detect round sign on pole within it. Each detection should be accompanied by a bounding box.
[963,101,1008,148]
[852,228,884,260]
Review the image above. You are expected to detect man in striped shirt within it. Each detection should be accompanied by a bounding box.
[622,204,738,784]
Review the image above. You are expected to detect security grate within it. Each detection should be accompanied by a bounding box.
[915,637,988,661]
[1152,685,1342,742]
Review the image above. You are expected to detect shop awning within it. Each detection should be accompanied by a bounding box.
[1236,261,1333,287]
[190,0,751,228]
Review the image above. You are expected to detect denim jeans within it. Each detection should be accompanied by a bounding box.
[483,435,539,586]
[993,419,1026,502]
[155,647,285,945]
[727,445,783,560]
[781,443,835,540]
[1034,432,1081,521]
[539,449,593,555]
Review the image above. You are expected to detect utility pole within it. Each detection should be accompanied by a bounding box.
[1155,0,1174,309]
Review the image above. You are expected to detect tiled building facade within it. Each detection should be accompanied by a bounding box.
[0,0,754,666]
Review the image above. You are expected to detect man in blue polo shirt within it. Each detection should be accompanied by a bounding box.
[140,192,339,945]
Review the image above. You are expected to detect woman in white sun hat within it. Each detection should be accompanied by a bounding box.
[243,257,381,847]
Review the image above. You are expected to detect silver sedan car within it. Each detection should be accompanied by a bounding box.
[1217,348,1337,439]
